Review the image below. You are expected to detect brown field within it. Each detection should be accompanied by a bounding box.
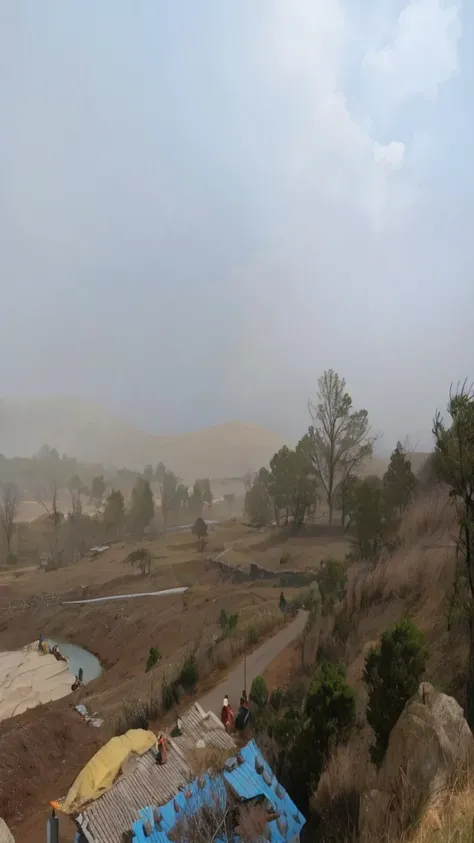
[0,518,344,841]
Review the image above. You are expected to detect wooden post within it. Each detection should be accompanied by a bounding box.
[244,654,247,694]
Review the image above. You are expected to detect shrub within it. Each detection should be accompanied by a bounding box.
[249,675,268,708]
[316,557,347,615]
[269,707,303,748]
[161,678,179,711]
[219,608,239,633]
[269,687,283,712]
[305,661,356,756]
[179,653,198,692]
[245,624,260,647]
[145,646,161,673]
[285,662,356,815]
[363,617,428,766]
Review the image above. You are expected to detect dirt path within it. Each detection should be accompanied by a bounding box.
[198,610,308,715]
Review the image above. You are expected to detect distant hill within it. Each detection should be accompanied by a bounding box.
[0,397,287,481]
[0,396,429,483]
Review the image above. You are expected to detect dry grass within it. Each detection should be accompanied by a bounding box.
[311,743,373,842]
[188,745,235,777]
[411,780,474,843]
[308,489,472,843]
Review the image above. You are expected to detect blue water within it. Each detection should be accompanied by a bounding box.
[45,639,103,684]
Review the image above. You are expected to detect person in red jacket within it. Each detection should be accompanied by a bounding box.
[221,695,234,731]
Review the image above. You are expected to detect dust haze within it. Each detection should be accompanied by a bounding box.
[1,1,473,457]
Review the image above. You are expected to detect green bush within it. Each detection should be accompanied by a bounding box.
[178,653,198,692]
[249,675,268,708]
[269,687,283,712]
[145,646,161,673]
[161,678,179,711]
[316,557,347,614]
[245,624,260,647]
[269,707,303,748]
[284,662,356,815]
[305,661,356,756]
[219,608,239,633]
[363,618,428,766]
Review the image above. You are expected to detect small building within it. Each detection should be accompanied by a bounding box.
[76,703,237,842]
[74,704,304,843]
[131,739,305,843]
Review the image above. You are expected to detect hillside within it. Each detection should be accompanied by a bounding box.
[0,397,287,480]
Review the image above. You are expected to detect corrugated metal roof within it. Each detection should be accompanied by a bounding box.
[77,703,236,843]
[224,740,305,843]
[131,740,305,843]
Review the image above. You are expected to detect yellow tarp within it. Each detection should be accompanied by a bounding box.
[58,728,157,814]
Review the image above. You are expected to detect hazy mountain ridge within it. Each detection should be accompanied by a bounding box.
[0,397,288,480]
[0,396,430,481]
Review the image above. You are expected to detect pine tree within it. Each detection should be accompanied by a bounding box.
[383,441,417,515]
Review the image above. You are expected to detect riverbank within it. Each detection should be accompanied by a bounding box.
[0,644,75,723]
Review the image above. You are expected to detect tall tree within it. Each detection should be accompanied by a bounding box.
[268,447,297,526]
[129,477,154,535]
[244,470,273,527]
[143,464,154,482]
[304,369,374,525]
[198,478,213,510]
[347,476,394,562]
[433,383,474,727]
[189,481,203,517]
[91,475,106,507]
[156,463,178,524]
[0,482,19,561]
[67,474,86,515]
[103,489,125,538]
[383,441,417,515]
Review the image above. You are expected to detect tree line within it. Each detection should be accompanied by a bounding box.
[244,369,417,563]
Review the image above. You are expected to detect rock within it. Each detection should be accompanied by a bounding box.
[359,683,474,842]
[0,819,15,843]
[378,683,474,798]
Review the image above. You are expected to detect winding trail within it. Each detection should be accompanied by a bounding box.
[198,610,308,715]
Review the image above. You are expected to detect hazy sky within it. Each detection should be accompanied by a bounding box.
[1,1,473,452]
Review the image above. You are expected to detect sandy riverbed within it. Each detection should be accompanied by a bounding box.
[0,643,75,722]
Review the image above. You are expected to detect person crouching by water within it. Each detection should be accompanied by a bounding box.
[221,695,234,731]
[71,668,84,692]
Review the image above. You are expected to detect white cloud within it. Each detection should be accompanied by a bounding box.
[363,0,462,102]
[227,0,467,440]
[373,140,406,168]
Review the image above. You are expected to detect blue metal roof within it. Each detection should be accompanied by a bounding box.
[131,740,304,843]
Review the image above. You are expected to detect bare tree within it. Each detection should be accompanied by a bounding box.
[36,481,64,568]
[304,369,376,525]
[1,483,19,561]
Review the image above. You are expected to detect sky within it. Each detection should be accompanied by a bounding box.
[1,0,473,453]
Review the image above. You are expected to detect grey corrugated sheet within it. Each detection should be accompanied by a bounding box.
[78,703,236,843]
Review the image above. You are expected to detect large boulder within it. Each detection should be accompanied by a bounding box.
[359,682,474,842]
[0,819,15,843]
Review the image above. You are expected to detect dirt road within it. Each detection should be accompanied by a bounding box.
[198,610,308,715]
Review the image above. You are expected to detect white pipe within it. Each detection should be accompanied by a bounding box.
[62,587,188,606]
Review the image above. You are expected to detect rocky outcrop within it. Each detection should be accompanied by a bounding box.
[0,819,15,843]
[359,682,474,842]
